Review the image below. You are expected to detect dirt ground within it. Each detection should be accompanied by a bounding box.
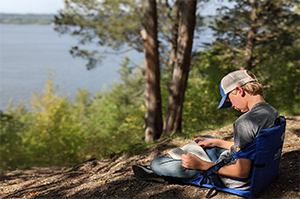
[0,116,299,199]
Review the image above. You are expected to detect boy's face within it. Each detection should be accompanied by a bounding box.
[227,88,249,113]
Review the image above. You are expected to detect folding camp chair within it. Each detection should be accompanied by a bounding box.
[183,116,286,198]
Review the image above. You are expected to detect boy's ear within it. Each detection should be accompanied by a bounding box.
[235,86,245,97]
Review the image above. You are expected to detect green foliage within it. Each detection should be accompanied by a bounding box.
[19,78,83,167]
[80,56,145,158]
[211,0,299,70]
[0,109,28,170]
[251,44,300,115]
[0,56,145,170]
[181,47,240,133]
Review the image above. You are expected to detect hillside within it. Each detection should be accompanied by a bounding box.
[0,116,299,199]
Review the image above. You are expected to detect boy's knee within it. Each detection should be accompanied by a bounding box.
[150,156,164,171]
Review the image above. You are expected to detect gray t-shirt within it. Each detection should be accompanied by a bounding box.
[219,102,279,190]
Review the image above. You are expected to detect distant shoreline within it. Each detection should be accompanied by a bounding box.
[0,23,55,26]
[0,13,55,25]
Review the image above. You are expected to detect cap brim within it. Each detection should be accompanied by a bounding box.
[218,94,232,109]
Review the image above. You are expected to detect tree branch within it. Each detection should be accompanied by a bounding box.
[216,40,245,53]
[159,54,169,66]
[123,33,143,52]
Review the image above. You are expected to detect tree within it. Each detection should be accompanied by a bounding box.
[54,0,143,70]
[141,0,163,141]
[54,0,181,70]
[163,0,197,136]
[211,0,300,70]
[54,0,199,140]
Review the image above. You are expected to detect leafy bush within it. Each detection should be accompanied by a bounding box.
[80,56,145,159]
[0,109,28,170]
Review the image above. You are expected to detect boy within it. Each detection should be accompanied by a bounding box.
[133,70,279,190]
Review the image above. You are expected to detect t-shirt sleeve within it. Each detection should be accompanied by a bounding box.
[233,117,259,148]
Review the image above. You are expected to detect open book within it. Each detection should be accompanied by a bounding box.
[168,141,212,162]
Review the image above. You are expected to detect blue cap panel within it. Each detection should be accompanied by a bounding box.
[218,81,232,109]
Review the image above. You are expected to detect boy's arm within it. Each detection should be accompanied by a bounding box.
[194,137,234,150]
[182,147,252,179]
[216,157,252,178]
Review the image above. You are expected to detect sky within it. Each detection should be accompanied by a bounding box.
[0,0,229,15]
[0,0,65,14]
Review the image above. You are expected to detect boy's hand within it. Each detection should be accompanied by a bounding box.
[194,137,215,148]
[181,153,212,170]
[181,153,202,170]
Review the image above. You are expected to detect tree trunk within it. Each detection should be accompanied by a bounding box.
[163,0,197,136]
[245,0,258,70]
[142,0,163,142]
[168,1,180,68]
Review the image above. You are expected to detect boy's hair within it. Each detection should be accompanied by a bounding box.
[231,70,264,95]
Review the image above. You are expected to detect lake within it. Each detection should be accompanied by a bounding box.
[0,24,146,110]
[0,24,214,111]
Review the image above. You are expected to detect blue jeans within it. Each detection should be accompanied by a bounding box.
[150,135,226,186]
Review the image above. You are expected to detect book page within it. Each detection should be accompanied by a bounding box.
[168,147,186,159]
[181,141,212,162]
